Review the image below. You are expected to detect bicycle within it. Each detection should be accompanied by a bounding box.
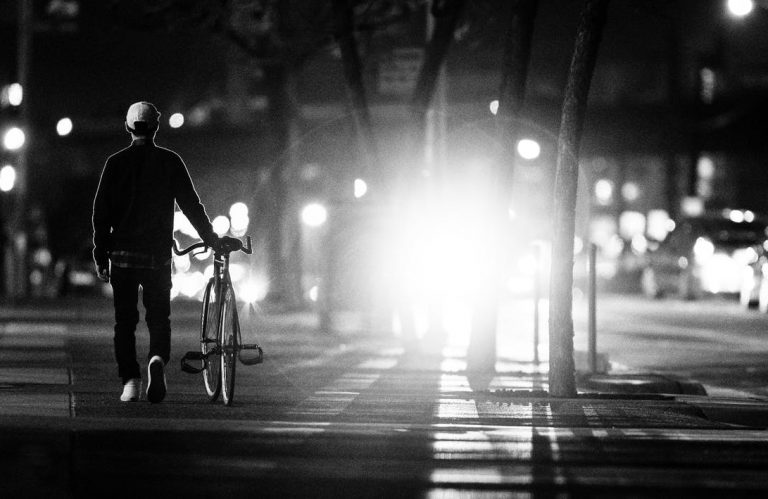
[175,236,263,406]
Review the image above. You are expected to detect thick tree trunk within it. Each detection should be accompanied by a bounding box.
[549,0,609,397]
[332,0,379,175]
[264,62,293,305]
[468,0,539,372]
[411,0,466,120]
[497,0,539,161]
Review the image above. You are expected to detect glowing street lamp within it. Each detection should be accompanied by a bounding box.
[354,178,368,198]
[301,203,327,227]
[595,179,614,205]
[212,215,230,236]
[2,83,23,106]
[229,202,248,219]
[0,165,16,192]
[517,138,541,160]
[2,127,25,151]
[169,113,184,128]
[727,0,754,17]
[56,118,73,136]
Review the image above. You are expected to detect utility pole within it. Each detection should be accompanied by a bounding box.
[6,0,32,299]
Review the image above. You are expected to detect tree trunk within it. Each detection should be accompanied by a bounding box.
[549,0,609,398]
[411,0,466,120]
[468,0,539,373]
[332,0,379,176]
[497,0,539,165]
[264,62,293,305]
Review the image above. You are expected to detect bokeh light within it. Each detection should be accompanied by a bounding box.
[301,203,327,227]
[169,113,184,128]
[3,127,25,150]
[56,118,73,136]
[516,139,541,160]
[7,83,23,106]
[727,0,754,17]
[212,215,231,236]
[354,178,368,198]
[0,165,16,192]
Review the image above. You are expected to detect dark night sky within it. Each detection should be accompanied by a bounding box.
[21,3,233,129]
[3,1,767,136]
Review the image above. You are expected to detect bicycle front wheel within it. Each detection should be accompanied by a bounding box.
[201,279,222,402]
[220,282,238,406]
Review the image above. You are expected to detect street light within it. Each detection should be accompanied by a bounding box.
[56,117,73,136]
[0,165,16,192]
[229,202,249,236]
[229,202,248,219]
[2,127,25,151]
[169,113,184,128]
[212,215,230,236]
[727,0,754,17]
[516,138,541,160]
[1,83,23,107]
[301,203,327,227]
[354,178,368,198]
[595,178,614,205]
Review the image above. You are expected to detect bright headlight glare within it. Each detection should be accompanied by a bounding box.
[693,237,715,262]
[229,202,248,219]
[302,203,327,227]
[238,278,267,303]
[212,215,230,236]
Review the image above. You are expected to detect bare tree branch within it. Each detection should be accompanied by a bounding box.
[332,0,380,177]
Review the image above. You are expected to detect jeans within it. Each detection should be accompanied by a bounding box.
[110,265,172,383]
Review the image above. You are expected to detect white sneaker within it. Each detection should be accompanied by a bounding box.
[120,378,141,402]
[147,356,167,403]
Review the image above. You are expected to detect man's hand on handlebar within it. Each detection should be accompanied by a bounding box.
[96,263,110,283]
[212,235,242,253]
[175,235,251,256]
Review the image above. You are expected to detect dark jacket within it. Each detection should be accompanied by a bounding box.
[92,141,215,267]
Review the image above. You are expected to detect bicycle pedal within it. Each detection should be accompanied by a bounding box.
[181,363,204,374]
[180,351,207,374]
[239,345,264,365]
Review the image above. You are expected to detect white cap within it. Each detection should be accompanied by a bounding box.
[125,101,160,134]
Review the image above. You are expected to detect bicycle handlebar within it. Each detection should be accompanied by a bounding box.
[173,236,252,256]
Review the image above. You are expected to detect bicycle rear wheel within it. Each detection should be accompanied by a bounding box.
[201,279,222,402]
[220,282,238,406]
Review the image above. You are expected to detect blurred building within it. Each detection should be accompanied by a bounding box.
[1,0,768,299]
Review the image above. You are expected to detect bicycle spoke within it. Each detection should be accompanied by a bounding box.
[201,280,221,402]
[176,237,258,406]
[220,283,238,406]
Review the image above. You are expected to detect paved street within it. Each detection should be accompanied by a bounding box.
[2,295,768,497]
[572,293,768,398]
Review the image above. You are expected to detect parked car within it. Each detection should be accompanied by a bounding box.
[739,240,767,309]
[55,245,111,298]
[641,215,766,300]
[738,237,768,312]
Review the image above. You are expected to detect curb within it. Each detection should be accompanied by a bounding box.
[577,372,708,396]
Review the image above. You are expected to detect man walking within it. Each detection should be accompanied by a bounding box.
[92,101,219,403]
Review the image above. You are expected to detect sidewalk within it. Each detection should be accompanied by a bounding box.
[3,300,768,496]
[2,298,767,427]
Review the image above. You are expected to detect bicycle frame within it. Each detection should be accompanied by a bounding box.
[181,251,231,373]
[177,237,262,389]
